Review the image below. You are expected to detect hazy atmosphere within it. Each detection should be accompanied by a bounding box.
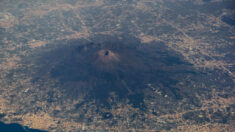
[0,0,234,131]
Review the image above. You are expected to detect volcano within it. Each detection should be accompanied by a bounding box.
[28,36,194,108]
[94,49,120,71]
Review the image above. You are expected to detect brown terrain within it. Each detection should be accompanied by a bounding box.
[0,0,234,131]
